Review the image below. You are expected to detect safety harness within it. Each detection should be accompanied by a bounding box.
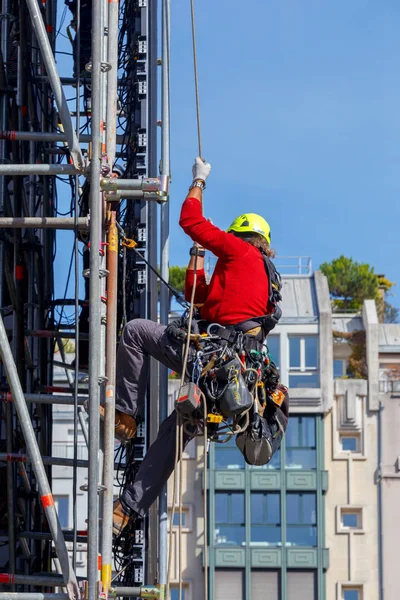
[168,252,289,466]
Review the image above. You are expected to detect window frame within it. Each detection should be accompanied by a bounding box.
[214,491,246,546]
[340,434,360,454]
[286,492,318,547]
[336,506,364,534]
[250,492,281,546]
[285,415,317,470]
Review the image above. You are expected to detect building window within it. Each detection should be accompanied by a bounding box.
[251,492,281,545]
[285,416,316,470]
[215,492,245,545]
[172,511,187,527]
[338,507,363,532]
[287,570,317,600]
[251,570,280,599]
[340,435,360,453]
[286,493,317,546]
[267,335,280,368]
[215,570,244,599]
[334,359,348,378]
[289,336,319,388]
[342,587,363,600]
[54,496,69,529]
[214,436,244,470]
[170,587,188,600]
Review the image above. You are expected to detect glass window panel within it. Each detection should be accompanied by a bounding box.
[289,373,320,388]
[214,525,245,545]
[285,417,299,447]
[302,494,317,524]
[251,494,264,523]
[286,525,317,546]
[215,493,229,524]
[172,512,186,527]
[341,436,358,452]
[251,493,280,524]
[286,448,316,470]
[305,337,318,368]
[215,437,245,469]
[343,591,360,600]
[251,526,281,545]
[266,493,280,524]
[334,359,344,378]
[231,494,245,524]
[289,337,301,368]
[302,417,316,447]
[287,494,300,523]
[267,336,280,368]
[171,590,186,600]
[287,493,316,524]
[55,496,69,529]
[342,513,359,528]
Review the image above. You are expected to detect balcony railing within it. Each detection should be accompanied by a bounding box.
[379,380,400,393]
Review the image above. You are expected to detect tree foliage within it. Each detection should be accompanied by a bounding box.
[320,255,379,311]
[169,265,187,294]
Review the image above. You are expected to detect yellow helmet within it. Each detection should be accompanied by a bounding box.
[227,213,271,244]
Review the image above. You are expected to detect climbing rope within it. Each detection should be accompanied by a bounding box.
[190,0,202,158]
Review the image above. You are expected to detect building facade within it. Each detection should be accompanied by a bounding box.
[168,267,400,600]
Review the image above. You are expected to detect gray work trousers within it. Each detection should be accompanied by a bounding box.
[115,318,196,517]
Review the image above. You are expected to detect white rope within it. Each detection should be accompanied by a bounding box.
[190,0,202,158]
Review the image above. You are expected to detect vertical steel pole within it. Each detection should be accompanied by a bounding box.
[88,0,103,595]
[24,0,83,169]
[106,0,119,168]
[1,0,15,585]
[158,0,171,587]
[0,315,79,600]
[101,211,118,593]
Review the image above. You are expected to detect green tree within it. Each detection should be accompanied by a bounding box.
[320,255,379,311]
[168,265,187,308]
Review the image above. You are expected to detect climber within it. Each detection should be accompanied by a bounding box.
[112,157,287,535]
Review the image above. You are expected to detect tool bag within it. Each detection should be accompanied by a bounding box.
[236,387,289,466]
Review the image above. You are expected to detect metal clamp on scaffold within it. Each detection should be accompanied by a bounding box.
[100,176,169,202]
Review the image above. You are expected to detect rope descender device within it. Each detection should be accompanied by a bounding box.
[121,237,137,249]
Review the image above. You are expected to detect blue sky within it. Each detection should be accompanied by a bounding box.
[54,1,400,310]
[168,0,400,308]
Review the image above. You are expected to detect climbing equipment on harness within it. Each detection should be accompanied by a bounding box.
[227,213,272,244]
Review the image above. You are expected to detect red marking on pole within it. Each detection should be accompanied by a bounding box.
[0,574,15,584]
[15,265,24,280]
[46,25,53,33]
[21,106,27,117]
[7,453,27,462]
[106,388,113,398]
[98,555,102,570]
[41,494,55,509]
[77,530,88,536]
[10,131,16,141]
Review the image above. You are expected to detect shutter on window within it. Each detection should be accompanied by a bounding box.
[214,570,244,600]
[287,571,316,600]
[251,570,279,600]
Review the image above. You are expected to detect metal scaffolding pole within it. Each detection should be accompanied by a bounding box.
[24,0,83,169]
[158,0,171,587]
[0,217,89,230]
[87,0,103,595]
[0,131,124,144]
[0,314,79,600]
[101,213,118,593]
[100,177,163,191]
[0,164,78,175]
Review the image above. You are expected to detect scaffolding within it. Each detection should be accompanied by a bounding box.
[0,0,169,598]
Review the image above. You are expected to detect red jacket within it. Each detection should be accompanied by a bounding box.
[179,197,270,325]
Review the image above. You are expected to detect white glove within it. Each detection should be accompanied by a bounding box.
[192,157,211,182]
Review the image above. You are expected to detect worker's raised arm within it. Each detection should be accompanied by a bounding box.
[179,158,245,258]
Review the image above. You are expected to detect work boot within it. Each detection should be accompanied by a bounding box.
[113,498,134,537]
[99,406,137,443]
